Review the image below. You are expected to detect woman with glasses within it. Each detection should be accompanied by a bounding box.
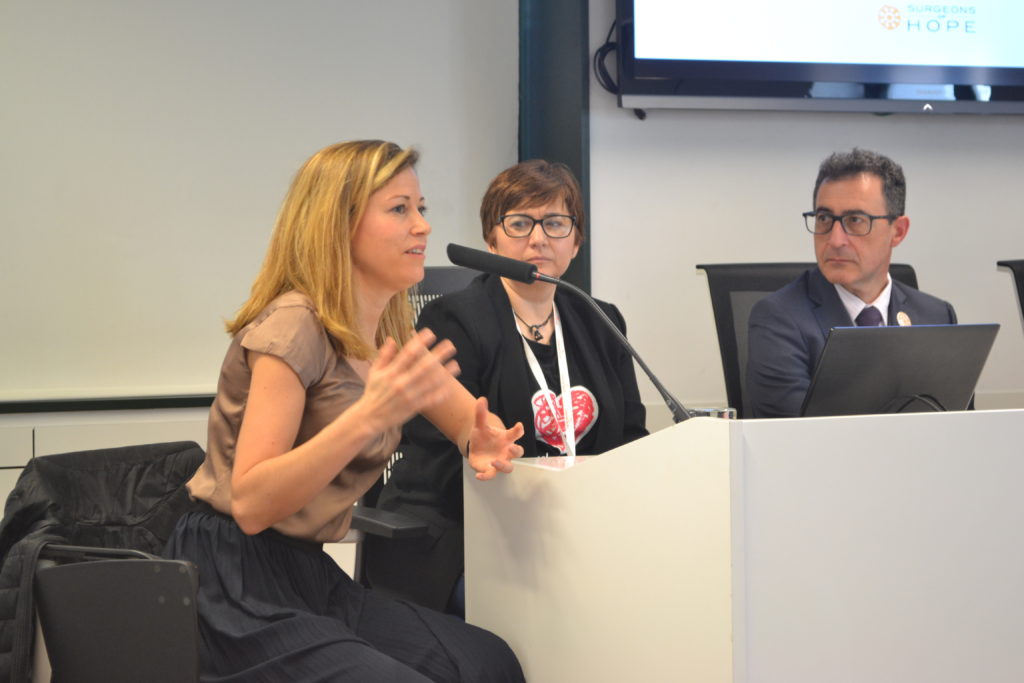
[369,159,648,616]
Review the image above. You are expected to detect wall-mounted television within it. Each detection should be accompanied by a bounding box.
[615,0,1024,114]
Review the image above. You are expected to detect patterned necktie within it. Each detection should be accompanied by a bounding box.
[855,305,883,327]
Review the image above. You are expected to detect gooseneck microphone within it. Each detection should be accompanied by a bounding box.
[447,243,540,284]
[446,243,691,423]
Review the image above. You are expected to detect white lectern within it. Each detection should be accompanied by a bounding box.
[464,410,1024,683]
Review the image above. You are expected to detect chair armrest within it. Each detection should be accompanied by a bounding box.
[39,543,157,563]
[350,506,429,539]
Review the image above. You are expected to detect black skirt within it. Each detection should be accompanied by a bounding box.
[162,506,523,683]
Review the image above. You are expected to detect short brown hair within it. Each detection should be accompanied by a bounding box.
[480,160,585,246]
[814,148,906,216]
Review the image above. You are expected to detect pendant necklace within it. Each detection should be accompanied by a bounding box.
[512,307,554,342]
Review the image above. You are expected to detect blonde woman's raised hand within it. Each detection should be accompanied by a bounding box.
[467,396,524,480]
[359,329,460,432]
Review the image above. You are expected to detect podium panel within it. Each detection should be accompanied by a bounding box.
[464,410,1024,683]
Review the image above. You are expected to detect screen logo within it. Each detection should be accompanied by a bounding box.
[878,5,902,30]
[879,4,978,33]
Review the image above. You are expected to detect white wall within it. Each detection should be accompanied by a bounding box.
[5,0,1020,416]
[588,0,1024,415]
[0,0,518,401]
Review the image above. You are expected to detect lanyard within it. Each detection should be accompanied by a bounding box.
[518,304,576,464]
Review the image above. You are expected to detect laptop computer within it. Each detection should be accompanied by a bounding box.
[800,323,999,417]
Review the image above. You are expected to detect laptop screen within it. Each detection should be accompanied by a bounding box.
[800,324,1000,418]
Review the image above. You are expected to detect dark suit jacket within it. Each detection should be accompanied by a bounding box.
[367,273,648,610]
[746,267,958,418]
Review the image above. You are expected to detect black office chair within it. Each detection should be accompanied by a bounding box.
[10,434,440,680]
[997,260,1024,329]
[33,544,199,683]
[354,267,477,512]
[696,262,918,418]
[409,265,479,319]
[0,440,204,682]
[349,265,479,583]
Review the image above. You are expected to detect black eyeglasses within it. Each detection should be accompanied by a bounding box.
[802,211,896,236]
[498,214,576,239]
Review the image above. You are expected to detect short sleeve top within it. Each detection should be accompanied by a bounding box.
[187,291,401,542]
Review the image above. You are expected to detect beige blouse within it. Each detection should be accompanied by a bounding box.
[187,291,400,542]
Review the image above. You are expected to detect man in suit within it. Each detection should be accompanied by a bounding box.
[746,148,958,418]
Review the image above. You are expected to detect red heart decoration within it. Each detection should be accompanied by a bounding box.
[531,386,598,452]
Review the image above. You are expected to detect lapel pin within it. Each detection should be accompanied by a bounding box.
[896,311,912,326]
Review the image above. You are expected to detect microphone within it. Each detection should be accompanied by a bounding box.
[446,243,691,423]
[446,243,540,284]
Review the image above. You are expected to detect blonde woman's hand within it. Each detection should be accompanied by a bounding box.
[357,329,459,432]
[466,397,525,480]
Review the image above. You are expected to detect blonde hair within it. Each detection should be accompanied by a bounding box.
[227,140,419,359]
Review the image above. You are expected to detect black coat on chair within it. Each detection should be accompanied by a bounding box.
[0,441,203,682]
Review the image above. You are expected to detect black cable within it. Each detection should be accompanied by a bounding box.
[592,20,618,94]
[591,19,647,121]
[886,393,947,413]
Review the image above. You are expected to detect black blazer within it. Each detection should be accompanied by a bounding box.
[369,273,647,609]
[746,267,958,418]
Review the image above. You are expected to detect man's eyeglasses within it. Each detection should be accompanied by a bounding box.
[802,211,896,236]
[498,214,576,239]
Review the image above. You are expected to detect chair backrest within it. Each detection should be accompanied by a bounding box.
[997,260,1024,329]
[33,545,199,683]
[371,265,476,501]
[409,266,478,321]
[696,262,918,419]
[351,266,479,585]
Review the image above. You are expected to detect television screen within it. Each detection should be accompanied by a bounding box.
[616,0,1024,113]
